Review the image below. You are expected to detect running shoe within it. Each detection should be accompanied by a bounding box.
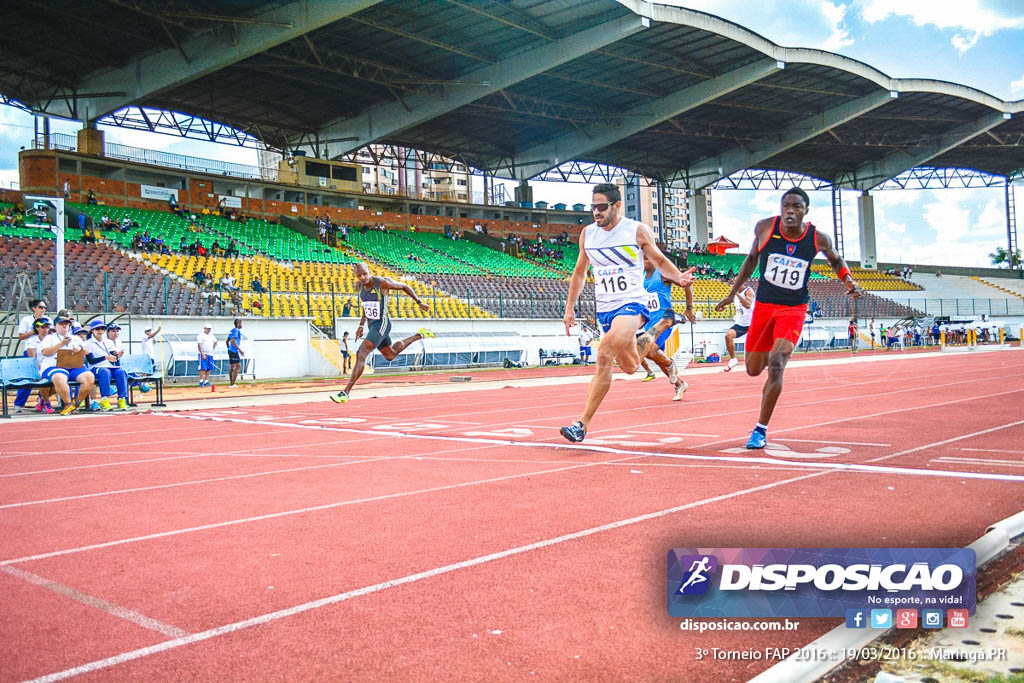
[60,403,76,416]
[330,391,349,404]
[117,398,128,410]
[99,397,112,411]
[560,421,586,443]
[642,372,656,382]
[41,402,54,414]
[667,359,678,385]
[418,327,436,339]
[723,358,738,372]
[745,429,767,449]
[673,380,688,402]
[31,402,42,413]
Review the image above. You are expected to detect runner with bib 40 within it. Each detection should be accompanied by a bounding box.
[715,188,862,449]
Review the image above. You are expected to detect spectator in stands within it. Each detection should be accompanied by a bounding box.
[120,216,132,233]
[341,299,350,317]
[251,276,265,294]
[87,189,97,205]
[196,242,208,257]
[131,233,143,250]
[221,274,237,293]
[101,213,112,230]
[193,270,206,287]
[85,320,128,411]
[197,323,217,387]
[141,325,161,362]
[168,194,177,213]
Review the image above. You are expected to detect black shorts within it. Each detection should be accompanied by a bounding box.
[365,318,393,349]
[228,351,241,365]
[728,324,749,337]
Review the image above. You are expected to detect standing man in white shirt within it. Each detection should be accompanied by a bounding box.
[723,285,755,372]
[197,323,218,387]
[13,299,49,412]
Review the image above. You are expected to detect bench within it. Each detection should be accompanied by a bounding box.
[0,354,165,417]
[121,354,166,408]
[0,357,80,418]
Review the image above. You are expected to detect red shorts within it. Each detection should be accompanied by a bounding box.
[745,302,807,353]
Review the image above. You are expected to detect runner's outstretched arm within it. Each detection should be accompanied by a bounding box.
[717,219,770,310]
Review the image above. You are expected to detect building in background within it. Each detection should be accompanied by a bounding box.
[617,176,713,251]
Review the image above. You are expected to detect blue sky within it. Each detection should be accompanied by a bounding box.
[2,0,1021,267]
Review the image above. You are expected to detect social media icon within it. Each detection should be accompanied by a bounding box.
[896,609,917,628]
[922,609,943,628]
[870,609,892,628]
[846,609,868,628]
[948,609,969,628]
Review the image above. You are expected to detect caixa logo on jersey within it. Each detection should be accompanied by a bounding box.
[667,548,975,618]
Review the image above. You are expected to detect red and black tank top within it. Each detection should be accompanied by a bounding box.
[756,217,819,306]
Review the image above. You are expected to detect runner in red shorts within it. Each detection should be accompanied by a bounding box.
[715,188,862,449]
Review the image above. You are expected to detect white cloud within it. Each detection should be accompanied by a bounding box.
[855,0,1024,54]
[1011,73,1024,94]
[675,0,854,51]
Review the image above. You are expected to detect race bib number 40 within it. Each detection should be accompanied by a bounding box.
[361,301,381,320]
[764,253,809,290]
[647,293,661,312]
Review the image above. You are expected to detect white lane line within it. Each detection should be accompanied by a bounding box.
[1,566,189,638]
[866,419,1024,463]
[0,458,389,510]
[932,458,1024,469]
[936,456,1024,466]
[960,447,1024,455]
[773,438,890,447]
[0,456,643,567]
[693,387,1024,449]
[627,430,719,437]
[164,413,1024,482]
[24,471,828,683]
[0,454,219,478]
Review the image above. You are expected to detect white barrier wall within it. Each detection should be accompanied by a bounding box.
[123,316,313,379]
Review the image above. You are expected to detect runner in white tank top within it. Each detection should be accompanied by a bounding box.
[723,285,755,372]
[560,183,696,443]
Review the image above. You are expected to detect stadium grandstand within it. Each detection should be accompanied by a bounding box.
[1,2,1024,683]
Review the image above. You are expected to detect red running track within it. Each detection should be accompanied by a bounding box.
[1,349,1023,681]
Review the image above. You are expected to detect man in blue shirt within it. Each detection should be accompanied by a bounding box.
[636,249,695,401]
[227,319,245,387]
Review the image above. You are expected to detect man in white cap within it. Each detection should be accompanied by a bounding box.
[197,323,218,387]
[141,323,162,362]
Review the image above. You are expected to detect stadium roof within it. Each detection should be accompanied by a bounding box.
[3,0,1022,190]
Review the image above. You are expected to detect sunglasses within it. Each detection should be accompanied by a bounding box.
[591,202,615,212]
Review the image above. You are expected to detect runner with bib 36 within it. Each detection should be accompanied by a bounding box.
[715,188,862,449]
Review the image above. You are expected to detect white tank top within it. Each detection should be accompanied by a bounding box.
[734,288,754,326]
[585,216,648,313]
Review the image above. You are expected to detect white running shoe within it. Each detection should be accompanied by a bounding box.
[673,380,688,401]
[667,359,678,385]
[723,358,738,372]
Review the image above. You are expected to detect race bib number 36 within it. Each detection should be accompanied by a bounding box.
[764,253,809,290]
[361,301,381,320]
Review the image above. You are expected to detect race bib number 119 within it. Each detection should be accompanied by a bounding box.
[764,253,809,290]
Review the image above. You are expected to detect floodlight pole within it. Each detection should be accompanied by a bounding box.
[24,195,65,310]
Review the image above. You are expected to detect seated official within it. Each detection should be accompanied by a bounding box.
[85,319,129,410]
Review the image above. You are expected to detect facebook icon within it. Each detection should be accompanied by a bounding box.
[846,609,868,629]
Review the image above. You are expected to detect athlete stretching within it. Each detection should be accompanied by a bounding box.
[330,262,434,404]
[635,249,695,401]
[715,188,861,449]
[560,183,695,442]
